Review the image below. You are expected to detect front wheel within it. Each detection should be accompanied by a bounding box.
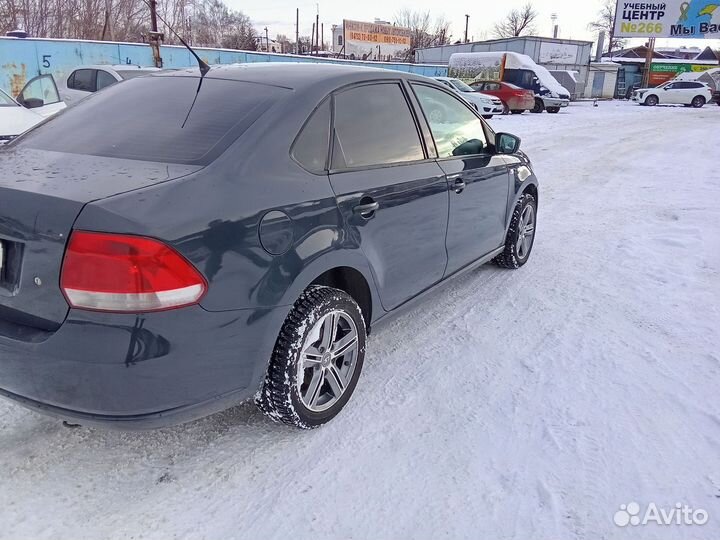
[691,96,706,108]
[257,286,366,429]
[494,193,537,269]
[510,109,524,115]
[530,98,544,113]
[546,107,560,114]
[645,95,659,107]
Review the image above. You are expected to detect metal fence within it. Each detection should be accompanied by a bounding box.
[0,37,448,96]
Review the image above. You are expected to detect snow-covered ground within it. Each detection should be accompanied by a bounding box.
[2,101,719,540]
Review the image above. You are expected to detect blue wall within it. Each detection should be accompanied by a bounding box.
[0,37,448,96]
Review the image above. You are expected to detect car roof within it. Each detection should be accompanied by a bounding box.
[152,63,435,91]
[72,65,163,71]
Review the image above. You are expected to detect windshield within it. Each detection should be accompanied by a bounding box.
[116,69,160,80]
[0,88,18,106]
[449,79,474,93]
[19,76,289,164]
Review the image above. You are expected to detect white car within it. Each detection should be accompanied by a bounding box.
[632,80,713,108]
[433,77,504,119]
[60,65,162,105]
[0,75,66,143]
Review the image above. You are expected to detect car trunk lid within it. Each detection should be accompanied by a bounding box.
[0,147,201,330]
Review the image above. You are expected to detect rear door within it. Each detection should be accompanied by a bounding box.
[328,81,449,311]
[411,82,511,276]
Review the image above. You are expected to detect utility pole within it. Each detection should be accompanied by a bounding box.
[321,23,324,53]
[464,14,469,43]
[311,22,316,53]
[296,8,300,54]
[315,4,320,56]
[642,37,656,88]
[265,26,269,52]
[148,0,163,68]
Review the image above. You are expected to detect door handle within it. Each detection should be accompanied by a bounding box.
[353,200,380,218]
[452,178,466,194]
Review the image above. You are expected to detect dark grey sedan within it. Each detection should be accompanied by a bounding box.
[0,63,538,429]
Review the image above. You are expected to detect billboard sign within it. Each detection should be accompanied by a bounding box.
[649,62,714,84]
[538,42,580,64]
[343,20,411,61]
[614,1,720,38]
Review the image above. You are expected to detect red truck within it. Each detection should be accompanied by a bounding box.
[469,81,536,114]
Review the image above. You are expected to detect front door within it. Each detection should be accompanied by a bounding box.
[411,82,511,276]
[328,82,450,311]
[17,74,66,118]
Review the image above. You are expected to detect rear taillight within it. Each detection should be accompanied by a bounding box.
[61,231,206,312]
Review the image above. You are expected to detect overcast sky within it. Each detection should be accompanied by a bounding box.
[226,0,720,52]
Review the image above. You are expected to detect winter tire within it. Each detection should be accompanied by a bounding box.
[531,98,544,113]
[645,95,659,107]
[511,110,524,114]
[257,286,366,429]
[691,96,705,108]
[546,107,560,114]
[494,193,537,269]
[482,114,493,120]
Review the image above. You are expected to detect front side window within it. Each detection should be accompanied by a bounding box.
[292,99,331,173]
[331,83,424,169]
[70,69,96,92]
[19,75,61,105]
[413,84,488,158]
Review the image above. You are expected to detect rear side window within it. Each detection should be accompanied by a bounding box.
[331,83,424,169]
[292,99,331,173]
[19,76,289,165]
[96,70,116,90]
[69,69,96,92]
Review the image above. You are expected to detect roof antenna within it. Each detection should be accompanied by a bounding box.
[141,0,210,76]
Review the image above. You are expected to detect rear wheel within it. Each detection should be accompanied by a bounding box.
[257,286,366,429]
[546,107,560,114]
[510,110,524,115]
[530,98,544,113]
[494,193,537,269]
[645,95,659,107]
[691,96,706,108]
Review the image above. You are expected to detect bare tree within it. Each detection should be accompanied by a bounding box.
[588,0,625,54]
[394,9,451,62]
[493,3,538,38]
[0,0,256,50]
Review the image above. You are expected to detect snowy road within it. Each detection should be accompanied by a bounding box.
[2,101,720,540]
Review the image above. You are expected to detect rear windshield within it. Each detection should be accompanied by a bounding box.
[19,76,288,164]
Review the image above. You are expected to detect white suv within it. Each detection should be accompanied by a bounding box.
[433,77,504,119]
[632,81,713,108]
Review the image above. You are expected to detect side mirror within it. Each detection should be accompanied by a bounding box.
[496,132,521,154]
[21,97,44,109]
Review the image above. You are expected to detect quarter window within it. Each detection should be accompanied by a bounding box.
[96,70,117,90]
[413,84,488,158]
[331,83,424,169]
[293,99,331,173]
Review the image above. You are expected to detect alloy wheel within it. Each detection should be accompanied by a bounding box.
[297,310,360,412]
[516,205,536,260]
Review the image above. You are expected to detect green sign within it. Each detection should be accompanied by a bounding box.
[650,63,714,73]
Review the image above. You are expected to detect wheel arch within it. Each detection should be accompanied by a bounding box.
[310,266,373,330]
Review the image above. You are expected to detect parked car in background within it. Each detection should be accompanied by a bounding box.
[632,80,712,108]
[432,76,504,119]
[449,52,571,113]
[0,75,66,143]
[469,80,535,114]
[0,63,539,430]
[60,64,162,105]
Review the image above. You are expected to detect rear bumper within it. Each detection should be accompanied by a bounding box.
[0,304,289,429]
[508,97,535,111]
